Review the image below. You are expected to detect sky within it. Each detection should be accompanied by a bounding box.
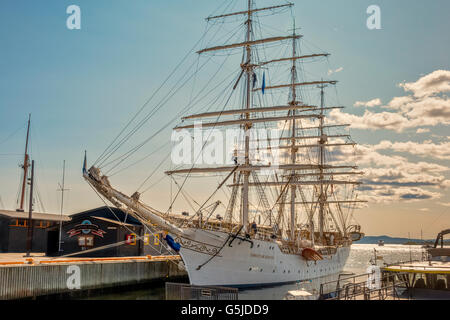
[0,0,449,239]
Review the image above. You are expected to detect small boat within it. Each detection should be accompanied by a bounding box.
[382,229,450,299]
[283,280,319,300]
[348,225,365,242]
[284,289,319,300]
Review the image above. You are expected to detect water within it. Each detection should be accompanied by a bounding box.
[82,244,426,300]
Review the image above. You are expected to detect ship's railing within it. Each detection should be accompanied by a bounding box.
[319,272,409,300]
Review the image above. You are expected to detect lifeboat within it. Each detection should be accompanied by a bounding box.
[301,248,323,261]
[349,231,365,242]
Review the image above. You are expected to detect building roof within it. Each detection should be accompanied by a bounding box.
[0,209,71,222]
[69,206,141,225]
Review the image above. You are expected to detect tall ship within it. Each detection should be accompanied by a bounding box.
[83,1,365,287]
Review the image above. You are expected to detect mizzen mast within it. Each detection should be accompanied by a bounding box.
[289,26,298,241]
[318,83,327,239]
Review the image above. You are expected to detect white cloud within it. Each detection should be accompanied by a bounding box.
[324,70,450,206]
[354,98,382,108]
[372,140,450,160]
[328,67,344,75]
[438,202,450,207]
[329,70,450,132]
[329,143,449,203]
[399,69,450,97]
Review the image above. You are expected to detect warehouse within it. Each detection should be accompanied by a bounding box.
[0,209,70,253]
[46,206,170,257]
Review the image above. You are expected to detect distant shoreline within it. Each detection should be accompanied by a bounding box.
[356,235,449,245]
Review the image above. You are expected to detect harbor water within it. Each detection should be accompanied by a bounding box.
[81,244,425,300]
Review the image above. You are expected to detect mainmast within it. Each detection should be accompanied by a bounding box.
[241,0,253,231]
[17,114,31,212]
[289,26,298,241]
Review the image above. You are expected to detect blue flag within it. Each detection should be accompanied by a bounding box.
[82,151,87,175]
[262,72,266,95]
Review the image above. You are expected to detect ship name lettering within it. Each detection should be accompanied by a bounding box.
[250,253,274,259]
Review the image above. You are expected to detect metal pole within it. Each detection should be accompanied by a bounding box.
[18,114,31,212]
[58,160,66,253]
[25,160,34,257]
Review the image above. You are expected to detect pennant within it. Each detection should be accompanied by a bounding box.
[262,72,266,94]
[82,151,87,174]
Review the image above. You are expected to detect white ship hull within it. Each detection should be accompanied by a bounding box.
[177,229,351,287]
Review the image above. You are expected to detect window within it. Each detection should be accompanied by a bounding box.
[10,219,28,227]
[78,236,86,246]
[144,234,150,245]
[86,236,94,247]
[126,233,137,245]
[79,236,94,247]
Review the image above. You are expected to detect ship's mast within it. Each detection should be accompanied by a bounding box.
[289,26,298,241]
[82,1,367,243]
[18,114,31,212]
[242,0,253,231]
[318,83,327,239]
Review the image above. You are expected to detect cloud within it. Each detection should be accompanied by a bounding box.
[324,70,450,206]
[372,140,450,160]
[438,202,450,207]
[329,143,449,203]
[329,109,417,132]
[360,185,442,204]
[328,67,344,75]
[399,70,450,97]
[354,98,382,108]
[328,70,450,132]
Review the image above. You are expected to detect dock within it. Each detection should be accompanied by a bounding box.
[0,253,186,300]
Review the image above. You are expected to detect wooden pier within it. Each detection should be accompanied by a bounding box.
[0,254,186,300]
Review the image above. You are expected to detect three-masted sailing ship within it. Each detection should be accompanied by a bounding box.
[83,1,365,287]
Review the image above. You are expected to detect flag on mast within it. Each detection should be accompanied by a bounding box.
[83,151,87,175]
[262,72,266,94]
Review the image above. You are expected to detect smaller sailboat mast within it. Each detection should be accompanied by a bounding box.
[17,114,31,212]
